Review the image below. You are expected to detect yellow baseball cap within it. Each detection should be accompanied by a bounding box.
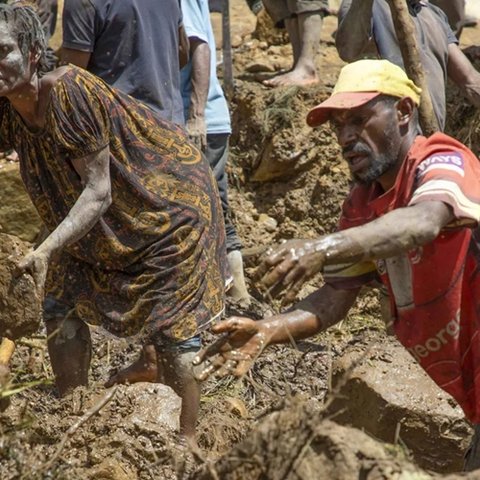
[307,59,422,127]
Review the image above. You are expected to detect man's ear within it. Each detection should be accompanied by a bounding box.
[396,96,416,127]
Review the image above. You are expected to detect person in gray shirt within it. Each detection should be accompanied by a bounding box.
[61,0,186,125]
[431,0,466,37]
[336,0,480,131]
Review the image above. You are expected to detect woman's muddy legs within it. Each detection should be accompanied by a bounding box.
[156,350,201,446]
[46,315,92,396]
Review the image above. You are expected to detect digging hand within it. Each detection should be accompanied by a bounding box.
[186,115,207,152]
[16,248,50,298]
[255,239,326,305]
[193,316,267,381]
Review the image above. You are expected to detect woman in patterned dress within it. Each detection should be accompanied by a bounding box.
[0,4,227,443]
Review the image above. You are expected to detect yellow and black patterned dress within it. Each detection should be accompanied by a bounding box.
[0,67,227,343]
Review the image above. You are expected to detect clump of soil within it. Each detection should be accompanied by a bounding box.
[193,399,429,480]
[252,8,288,46]
[0,233,41,340]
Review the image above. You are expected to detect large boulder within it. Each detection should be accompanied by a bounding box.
[326,335,472,473]
[0,233,42,340]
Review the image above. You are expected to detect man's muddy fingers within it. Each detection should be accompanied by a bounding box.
[281,278,306,306]
[211,316,258,335]
[254,246,288,280]
[282,262,306,287]
[195,359,220,381]
[194,354,229,380]
[265,280,286,300]
[192,333,230,365]
[234,358,255,377]
[261,257,297,289]
[214,359,239,378]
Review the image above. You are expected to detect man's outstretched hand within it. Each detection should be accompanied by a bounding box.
[193,316,268,381]
[256,239,326,305]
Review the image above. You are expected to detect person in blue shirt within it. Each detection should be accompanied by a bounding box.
[180,0,250,305]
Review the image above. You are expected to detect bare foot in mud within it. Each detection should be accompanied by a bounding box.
[105,345,157,387]
[263,67,319,88]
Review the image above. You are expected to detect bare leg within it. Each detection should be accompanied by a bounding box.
[46,315,91,396]
[157,350,201,447]
[264,12,322,87]
[227,250,251,306]
[105,344,157,387]
[286,17,301,65]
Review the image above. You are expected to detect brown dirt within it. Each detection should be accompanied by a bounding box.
[193,400,429,480]
[0,233,41,340]
[2,2,480,479]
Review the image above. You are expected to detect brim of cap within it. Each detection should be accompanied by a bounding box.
[306,92,381,127]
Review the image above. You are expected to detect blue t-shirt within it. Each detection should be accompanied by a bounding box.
[180,0,231,134]
[62,0,185,125]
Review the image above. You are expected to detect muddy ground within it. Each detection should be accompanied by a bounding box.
[2,2,480,479]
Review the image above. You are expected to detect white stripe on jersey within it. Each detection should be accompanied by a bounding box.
[409,179,480,222]
[418,163,465,178]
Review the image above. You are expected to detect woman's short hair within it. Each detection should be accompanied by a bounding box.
[0,3,48,74]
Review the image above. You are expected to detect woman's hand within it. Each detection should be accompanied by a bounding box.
[256,239,326,304]
[16,248,50,298]
[193,316,268,380]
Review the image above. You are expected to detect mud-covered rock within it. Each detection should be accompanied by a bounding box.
[120,383,181,433]
[326,336,472,473]
[193,399,431,480]
[0,163,42,242]
[0,233,41,340]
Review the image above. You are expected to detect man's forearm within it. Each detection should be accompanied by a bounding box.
[336,0,375,61]
[189,40,210,118]
[317,201,453,266]
[448,44,480,108]
[260,284,359,345]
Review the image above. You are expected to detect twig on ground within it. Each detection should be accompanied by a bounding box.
[39,386,118,473]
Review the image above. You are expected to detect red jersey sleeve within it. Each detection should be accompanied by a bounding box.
[409,150,480,228]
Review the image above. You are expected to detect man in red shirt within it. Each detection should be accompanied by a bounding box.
[194,59,480,469]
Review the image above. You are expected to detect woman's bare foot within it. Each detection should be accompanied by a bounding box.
[263,66,319,88]
[105,345,157,387]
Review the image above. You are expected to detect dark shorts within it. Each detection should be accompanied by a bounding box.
[263,0,328,25]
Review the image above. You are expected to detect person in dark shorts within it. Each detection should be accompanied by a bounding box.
[336,0,480,131]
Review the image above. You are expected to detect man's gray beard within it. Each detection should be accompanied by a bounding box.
[353,151,398,185]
